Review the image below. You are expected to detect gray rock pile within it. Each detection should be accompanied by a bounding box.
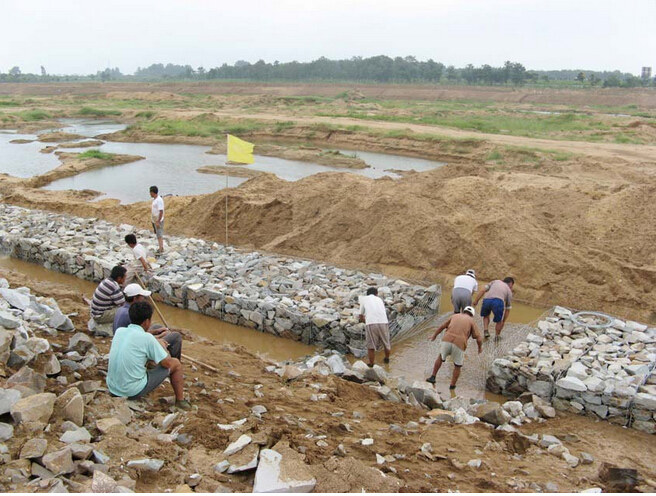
[0,204,439,351]
[487,306,656,433]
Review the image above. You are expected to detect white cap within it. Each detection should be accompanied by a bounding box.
[124,283,151,298]
[466,269,476,278]
[463,306,475,317]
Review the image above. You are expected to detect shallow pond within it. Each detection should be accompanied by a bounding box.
[2,119,446,203]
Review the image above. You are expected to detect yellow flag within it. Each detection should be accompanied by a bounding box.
[226,134,254,165]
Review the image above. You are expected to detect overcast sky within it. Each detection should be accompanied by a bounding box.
[1,0,654,75]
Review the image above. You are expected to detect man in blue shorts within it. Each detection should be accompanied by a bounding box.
[473,277,514,340]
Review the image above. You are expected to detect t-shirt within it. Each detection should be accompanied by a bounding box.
[484,280,512,308]
[151,195,165,222]
[132,243,148,266]
[106,323,168,397]
[453,274,478,293]
[113,302,131,333]
[442,313,482,351]
[359,294,388,325]
[90,278,125,318]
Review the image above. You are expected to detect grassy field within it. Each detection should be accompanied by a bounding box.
[78,149,115,160]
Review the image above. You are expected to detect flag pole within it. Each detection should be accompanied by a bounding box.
[225,134,229,247]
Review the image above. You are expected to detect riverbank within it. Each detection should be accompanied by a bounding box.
[1,269,654,493]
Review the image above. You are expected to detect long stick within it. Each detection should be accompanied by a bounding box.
[225,133,229,247]
[134,273,219,373]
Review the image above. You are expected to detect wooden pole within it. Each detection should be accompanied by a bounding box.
[134,273,219,373]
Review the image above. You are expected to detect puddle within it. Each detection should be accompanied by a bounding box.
[3,119,445,203]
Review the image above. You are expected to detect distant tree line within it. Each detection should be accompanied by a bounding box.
[0,56,653,88]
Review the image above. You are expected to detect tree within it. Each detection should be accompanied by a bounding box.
[576,71,586,82]
[588,74,600,86]
[40,66,47,77]
[9,66,21,76]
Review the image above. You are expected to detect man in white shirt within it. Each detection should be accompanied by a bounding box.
[149,185,165,254]
[451,269,478,313]
[358,287,390,367]
[124,234,151,285]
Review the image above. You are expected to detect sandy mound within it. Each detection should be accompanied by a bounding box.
[106,91,184,101]
[38,132,85,143]
[197,165,266,179]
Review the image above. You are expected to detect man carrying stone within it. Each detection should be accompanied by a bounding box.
[359,287,391,367]
[451,269,478,313]
[113,283,182,360]
[473,277,514,340]
[107,301,191,410]
[149,185,165,255]
[426,306,482,389]
[124,234,151,285]
[90,266,127,324]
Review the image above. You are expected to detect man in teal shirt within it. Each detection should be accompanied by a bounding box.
[107,301,190,410]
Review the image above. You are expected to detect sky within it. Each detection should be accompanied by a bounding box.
[1,0,654,75]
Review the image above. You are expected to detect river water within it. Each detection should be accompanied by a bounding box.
[2,119,446,204]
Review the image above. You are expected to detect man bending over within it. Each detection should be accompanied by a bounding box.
[107,301,191,410]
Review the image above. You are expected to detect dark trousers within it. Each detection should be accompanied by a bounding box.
[162,331,182,360]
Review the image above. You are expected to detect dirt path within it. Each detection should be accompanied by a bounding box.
[208,109,656,162]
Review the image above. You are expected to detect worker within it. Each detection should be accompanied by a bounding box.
[107,301,190,410]
[451,269,478,313]
[473,277,514,340]
[124,234,151,285]
[359,287,391,367]
[113,283,182,360]
[89,266,127,324]
[150,185,165,254]
[426,306,482,389]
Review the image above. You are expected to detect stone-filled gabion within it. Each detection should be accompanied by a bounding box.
[487,306,656,433]
[0,204,439,352]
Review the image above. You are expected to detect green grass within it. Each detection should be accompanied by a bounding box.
[133,116,266,137]
[273,120,296,132]
[486,150,503,161]
[78,107,122,117]
[0,99,20,107]
[135,110,156,119]
[18,109,52,121]
[78,149,115,160]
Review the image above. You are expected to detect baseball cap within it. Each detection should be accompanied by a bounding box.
[465,269,476,278]
[463,306,475,317]
[124,283,151,298]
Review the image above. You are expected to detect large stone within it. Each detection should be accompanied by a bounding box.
[0,288,31,310]
[48,310,75,332]
[406,381,441,409]
[556,377,587,392]
[0,311,20,329]
[532,396,556,418]
[20,438,48,459]
[67,333,94,354]
[326,354,347,375]
[127,458,165,471]
[59,427,91,444]
[0,388,22,415]
[96,417,126,435]
[42,448,75,474]
[633,393,656,410]
[476,402,511,426]
[224,434,251,456]
[92,470,118,493]
[10,392,56,425]
[44,355,61,376]
[253,448,316,493]
[227,444,259,473]
[6,366,46,396]
[0,423,13,442]
[55,388,85,426]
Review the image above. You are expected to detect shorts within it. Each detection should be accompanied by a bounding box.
[92,306,119,324]
[451,288,472,313]
[128,365,169,400]
[152,220,165,239]
[365,323,391,351]
[480,298,505,323]
[440,341,465,367]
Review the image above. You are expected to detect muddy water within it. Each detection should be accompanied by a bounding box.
[0,256,315,362]
[3,119,445,203]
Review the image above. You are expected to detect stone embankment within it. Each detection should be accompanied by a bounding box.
[0,204,439,351]
[487,306,656,434]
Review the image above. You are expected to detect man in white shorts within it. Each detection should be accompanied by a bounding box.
[359,287,390,367]
[149,185,165,254]
[426,306,482,390]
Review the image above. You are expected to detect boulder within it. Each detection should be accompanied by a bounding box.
[253,448,316,493]
[10,392,56,425]
[326,354,347,375]
[0,288,31,310]
[59,427,91,444]
[0,422,13,442]
[127,458,165,471]
[556,377,587,392]
[476,402,511,426]
[92,471,118,493]
[42,447,75,474]
[406,381,442,409]
[226,444,259,473]
[48,310,75,332]
[224,434,251,456]
[532,396,556,418]
[44,355,61,376]
[67,333,94,354]
[0,388,22,415]
[96,417,126,435]
[0,310,20,329]
[20,438,48,459]
[6,366,46,396]
[55,388,85,426]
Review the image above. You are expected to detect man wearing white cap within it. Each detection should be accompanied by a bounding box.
[426,306,483,390]
[113,283,182,360]
[451,269,478,313]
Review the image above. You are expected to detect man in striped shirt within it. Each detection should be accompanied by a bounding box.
[90,266,127,324]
